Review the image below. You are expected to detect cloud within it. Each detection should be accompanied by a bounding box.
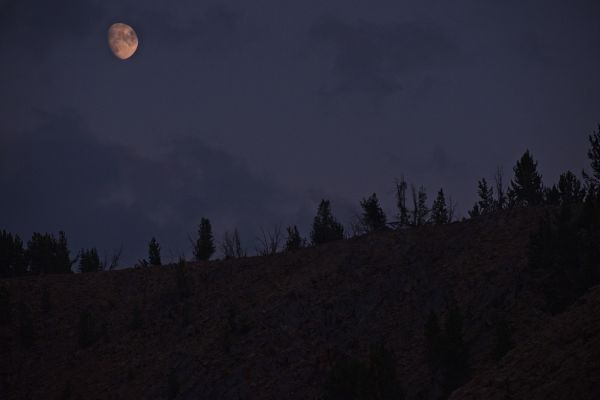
[0,0,105,44]
[0,112,306,265]
[308,16,457,100]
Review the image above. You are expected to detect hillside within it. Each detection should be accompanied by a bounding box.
[1,208,599,399]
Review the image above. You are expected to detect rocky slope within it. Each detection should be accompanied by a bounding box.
[1,208,598,399]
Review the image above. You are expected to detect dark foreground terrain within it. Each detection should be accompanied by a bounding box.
[1,208,599,399]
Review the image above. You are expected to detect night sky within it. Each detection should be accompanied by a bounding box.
[1,0,599,264]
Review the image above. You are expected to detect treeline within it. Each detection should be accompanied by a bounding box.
[2,126,600,277]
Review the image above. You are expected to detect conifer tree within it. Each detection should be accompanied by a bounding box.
[476,178,495,215]
[431,188,450,225]
[557,171,585,205]
[587,124,600,185]
[412,186,429,226]
[194,218,215,261]
[284,225,303,251]
[310,199,344,245]
[27,232,74,274]
[543,185,561,205]
[148,237,162,266]
[79,248,101,273]
[360,193,387,232]
[507,150,544,207]
[494,167,506,210]
[0,230,27,277]
[395,177,410,227]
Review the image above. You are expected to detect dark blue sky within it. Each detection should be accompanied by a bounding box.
[1,0,599,264]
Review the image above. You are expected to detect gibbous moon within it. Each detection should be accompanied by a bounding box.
[108,23,138,60]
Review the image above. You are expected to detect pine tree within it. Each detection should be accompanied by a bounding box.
[413,186,429,226]
[395,177,410,227]
[507,150,544,207]
[0,230,27,277]
[476,178,495,215]
[468,204,481,218]
[194,218,215,261]
[431,188,450,225]
[56,232,73,273]
[284,225,303,251]
[557,171,585,205]
[360,193,387,232]
[148,237,162,266]
[494,167,506,210]
[310,199,344,245]
[587,124,600,185]
[27,232,74,274]
[79,248,101,273]
[544,185,561,205]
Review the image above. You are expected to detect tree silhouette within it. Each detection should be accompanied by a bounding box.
[311,199,344,245]
[222,229,245,259]
[557,171,585,205]
[411,185,429,226]
[148,237,162,266]
[79,248,101,273]
[431,188,450,225]
[360,193,387,232]
[256,225,282,256]
[0,230,27,277]
[27,231,74,274]
[586,124,600,186]
[494,167,506,209]
[471,178,494,216]
[508,150,544,207]
[194,218,215,261]
[284,225,303,251]
[395,177,410,227]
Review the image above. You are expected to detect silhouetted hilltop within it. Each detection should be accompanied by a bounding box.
[1,207,599,399]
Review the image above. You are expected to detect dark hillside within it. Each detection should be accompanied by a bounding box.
[1,208,598,399]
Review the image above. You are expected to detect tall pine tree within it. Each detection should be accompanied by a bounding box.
[395,176,410,227]
[148,237,162,266]
[431,188,450,225]
[507,150,544,207]
[79,248,101,273]
[360,193,387,232]
[311,199,344,245]
[194,218,215,261]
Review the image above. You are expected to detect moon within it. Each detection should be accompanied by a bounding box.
[108,23,138,60]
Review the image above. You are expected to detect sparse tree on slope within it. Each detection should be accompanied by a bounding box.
[0,230,27,277]
[472,178,495,216]
[222,228,245,259]
[431,188,450,225]
[494,166,507,210]
[507,150,544,207]
[148,237,162,266]
[27,231,74,274]
[79,248,101,273]
[557,171,585,205]
[411,185,429,226]
[586,124,600,186]
[194,218,215,261]
[284,225,303,251]
[360,193,387,232]
[395,176,410,227]
[311,199,344,245]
